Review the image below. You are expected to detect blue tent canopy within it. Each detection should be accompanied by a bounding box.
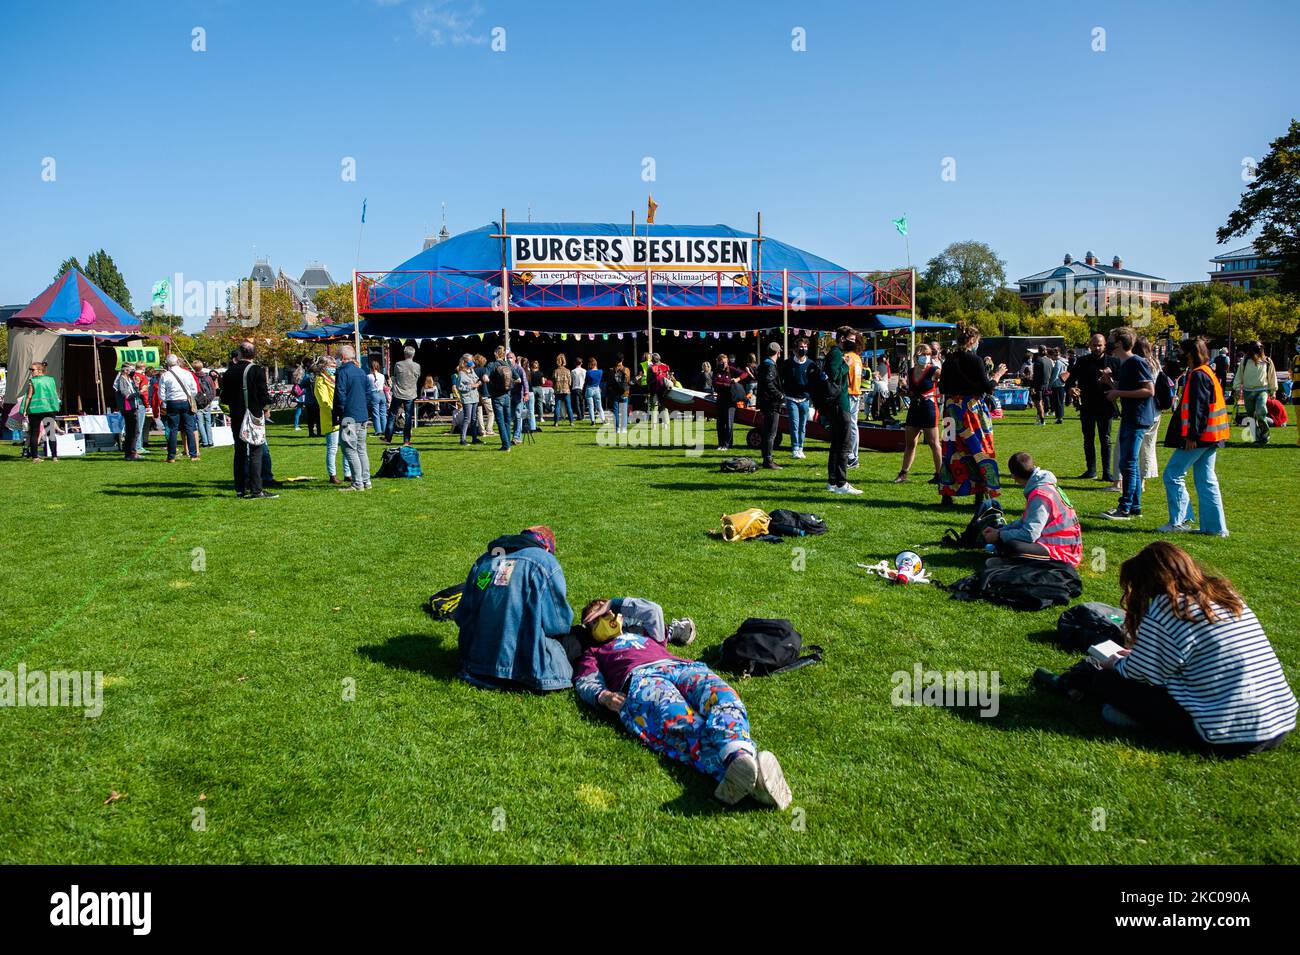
[365,222,878,314]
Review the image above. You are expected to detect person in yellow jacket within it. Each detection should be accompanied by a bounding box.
[313,358,352,486]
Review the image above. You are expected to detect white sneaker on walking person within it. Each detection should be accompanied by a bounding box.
[1156,522,1193,533]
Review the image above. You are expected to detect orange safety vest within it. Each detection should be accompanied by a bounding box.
[1179,365,1228,443]
[1028,483,1082,566]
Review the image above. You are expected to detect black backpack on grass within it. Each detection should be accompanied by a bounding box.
[720,456,758,473]
[941,500,1005,548]
[947,559,1082,611]
[768,509,828,537]
[1056,601,1126,652]
[720,618,823,677]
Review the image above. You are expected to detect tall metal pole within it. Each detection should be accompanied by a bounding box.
[646,267,653,359]
[909,267,917,357]
[351,269,362,360]
[782,268,789,355]
[502,267,511,352]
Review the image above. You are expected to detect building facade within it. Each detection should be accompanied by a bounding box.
[1017,252,1171,312]
[1208,246,1281,289]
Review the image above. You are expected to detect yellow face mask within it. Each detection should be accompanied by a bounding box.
[591,613,624,643]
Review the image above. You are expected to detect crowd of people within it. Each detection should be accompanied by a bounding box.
[8,324,1296,800]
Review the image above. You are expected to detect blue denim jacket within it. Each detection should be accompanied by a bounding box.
[454,534,574,691]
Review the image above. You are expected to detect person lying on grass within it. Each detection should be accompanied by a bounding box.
[981,451,1082,566]
[574,597,793,809]
[1033,541,1297,757]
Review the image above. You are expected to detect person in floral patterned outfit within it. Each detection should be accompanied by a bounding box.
[573,597,792,809]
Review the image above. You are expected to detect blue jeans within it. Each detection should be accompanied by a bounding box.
[553,392,573,424]
[324,429,352,480]
[1117,421,1145,513]
[197,409,213,446]
[614,397,629,431]
[1243,389,1270,444]
[585,385,603,423]
[1163,447,1226,534]
[385,396,414,443]
[785,397,810,451]
[512,393,527,440]
[292,400,304,429]
[369,392,388,436]
[492,395,513,449]
[523,391,537,432]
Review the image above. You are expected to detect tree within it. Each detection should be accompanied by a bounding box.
[82,249,133,312]
[1207,294,1299,344]
[313,283,356,324]
[54,257,82,281]
[238,287,305,375]
[922,241,1007,311]
[1028,310,1092,346]
[138,311,184,330]
[1217,118,1300,295]
[1168,282,1246,338]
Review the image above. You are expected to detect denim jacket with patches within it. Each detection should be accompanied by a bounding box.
[454,535,574,692]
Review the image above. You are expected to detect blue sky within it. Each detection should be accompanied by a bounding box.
[1,0,1296,331]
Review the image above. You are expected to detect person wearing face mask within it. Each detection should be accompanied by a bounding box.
[313,357,352,486]
[895,343,942,483]
[573,597,792,810]
[782,336,814,459]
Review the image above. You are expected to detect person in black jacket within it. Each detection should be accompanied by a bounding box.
[757,342,786,469]
[221,341,276,499]
[1069,333,1122,481]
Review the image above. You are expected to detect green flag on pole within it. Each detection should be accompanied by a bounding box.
[892,216,908,237]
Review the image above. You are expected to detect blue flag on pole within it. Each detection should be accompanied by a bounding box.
[892,216,908,237]
[361,199,367,224]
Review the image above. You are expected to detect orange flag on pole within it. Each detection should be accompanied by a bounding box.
[646,194,658,224]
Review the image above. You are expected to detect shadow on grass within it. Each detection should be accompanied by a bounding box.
[357,633,460,681]
[946,688,1207,756]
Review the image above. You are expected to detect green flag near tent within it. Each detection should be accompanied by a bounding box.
[892,216,908,237]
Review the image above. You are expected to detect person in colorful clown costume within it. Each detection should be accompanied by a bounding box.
[573,597,793,809]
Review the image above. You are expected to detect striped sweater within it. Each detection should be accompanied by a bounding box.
[1117,596,1297,744]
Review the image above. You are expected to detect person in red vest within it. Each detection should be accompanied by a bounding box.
[982,451,1082,566]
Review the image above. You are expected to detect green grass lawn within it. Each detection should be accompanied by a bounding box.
[1,407,1297,864]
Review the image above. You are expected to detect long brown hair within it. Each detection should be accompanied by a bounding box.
[1118,541,1245,642]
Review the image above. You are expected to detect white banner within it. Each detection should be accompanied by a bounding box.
[511,235,753,285]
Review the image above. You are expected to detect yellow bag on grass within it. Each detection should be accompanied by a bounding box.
[721,508,771,542]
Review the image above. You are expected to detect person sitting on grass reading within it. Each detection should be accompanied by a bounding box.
[1033,541,1297,756]
[573,597,793,809]
[454,525,575,692]
[981,451,1081,566]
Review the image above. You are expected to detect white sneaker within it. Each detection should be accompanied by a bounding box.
[752,751,792,810]
[842,483,863,495]
[667,617,696,646]
[1156,522,1193,533]
[713,753,758,805]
